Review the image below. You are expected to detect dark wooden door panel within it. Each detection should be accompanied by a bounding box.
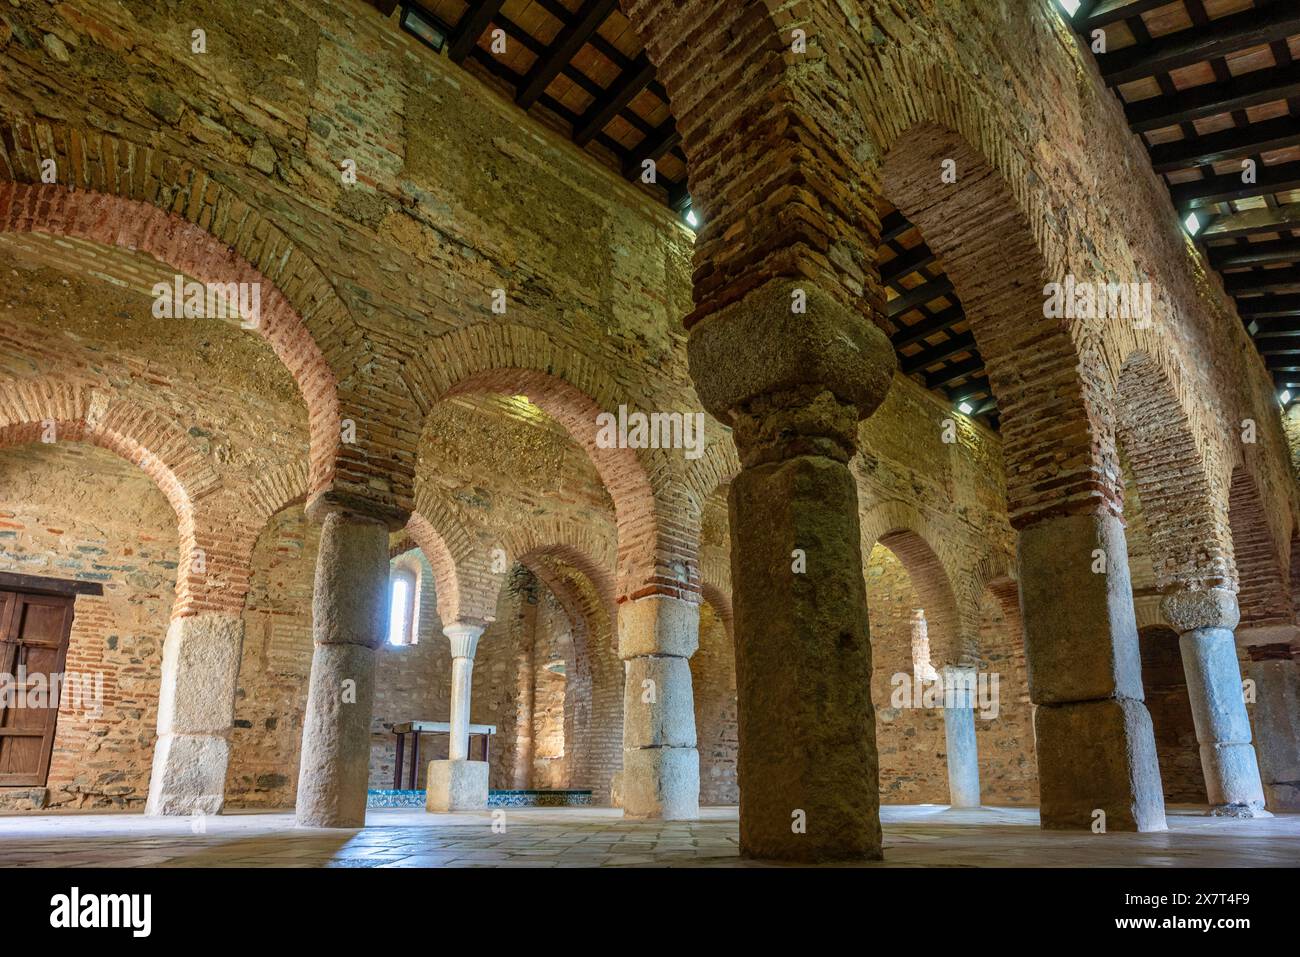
[0,589,74,786]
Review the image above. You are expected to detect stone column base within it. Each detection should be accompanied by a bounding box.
[622,747,699,820]
[1035,698,1167,832]
[145,733,228,816]
[1201,743,1272,817]
[426,759,489,811]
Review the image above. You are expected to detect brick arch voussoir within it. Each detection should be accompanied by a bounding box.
[872,59,1112,526]
[1228,463,1295,632]
[1115,349,1232,592]
[0,379,251,615]
[497,519,618,616]
[405,323,693,601]
[0,123,348,501]
[860,499,971,668]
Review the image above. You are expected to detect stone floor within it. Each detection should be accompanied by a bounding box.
[0,805,1296,867]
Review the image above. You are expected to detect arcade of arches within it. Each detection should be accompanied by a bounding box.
[0,0,1298,868]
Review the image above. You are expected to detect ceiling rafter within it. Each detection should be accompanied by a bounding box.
[1072,0,1300,390]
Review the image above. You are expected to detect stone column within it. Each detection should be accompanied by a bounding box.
[1244,644,1300,812]
[1019,511,1166,831]
[295,504,391,828]
[618,594,700,820]
[942,666,981,808]
[688,279,897,862]
[1162,589,1269,817]
[427,621,489,811]
[145,612,244,816]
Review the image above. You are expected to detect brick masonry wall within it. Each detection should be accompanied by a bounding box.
[0,0,1296,817]
[869,545,1038,805]
[0,443,175,809]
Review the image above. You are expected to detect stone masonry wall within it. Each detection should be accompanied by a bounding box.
[0,443,174,809]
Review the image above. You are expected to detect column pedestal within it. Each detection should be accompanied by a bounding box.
[145,612,243,816]
[295,506,391,828]
[1164,589,1269,818]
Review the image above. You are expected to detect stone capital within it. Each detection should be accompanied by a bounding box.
[306,488,409,531]
[444,622,485,659]
[1160,587,1240,634]
[686,278,896,427]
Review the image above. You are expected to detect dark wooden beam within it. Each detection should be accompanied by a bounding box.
[516,0,618,110]
[1126,60,1300,133]
[448,0,506,63]
[1239,294,1300,319]
[887,277,955,317]
[1084,0,1174,30]
[1209,238,1300,269]
[880,211,912,244]
[622,122,680,179]
[890,305,966,350]
[0,571,103,597]
[1251,318,1300,337]
[574,53,655,147]
[946,377,992,403]
[1149,116,1300,174]
[368,0,399,16]
[1098,5,1300,87]
[1226,268,1300,294]
[1172,159,1300,209]
[880,244,938,288]
[901,331,977,375]
[925,356,984,390]
[1201,204,1300,240]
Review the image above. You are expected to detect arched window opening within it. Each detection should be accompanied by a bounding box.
[387,564,419,646]
[911,608,938,681]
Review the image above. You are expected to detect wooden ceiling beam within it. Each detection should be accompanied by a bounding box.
[925,356,984,390]
[887,277,955,317]
[1226,268,1300,294]
[1149,115,1300,174]
[1098,5,1300,87]
[448,0,507,64]
[890,305,966,350]
[622,122,680,178]
[880,243,938,287]
[1173,159,1300,209]
[1250,318,1300,337]
[1084,0,1175,30]
[901,331,977,375]
[574,52,655,146]
[516,0,618,110]
[1201,204,1300,240]
[1126,59,1300,133]
[1239,294,1300,319]
[1209,238,1300,268]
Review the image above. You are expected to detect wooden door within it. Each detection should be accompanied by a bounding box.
[0,589,75,786]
